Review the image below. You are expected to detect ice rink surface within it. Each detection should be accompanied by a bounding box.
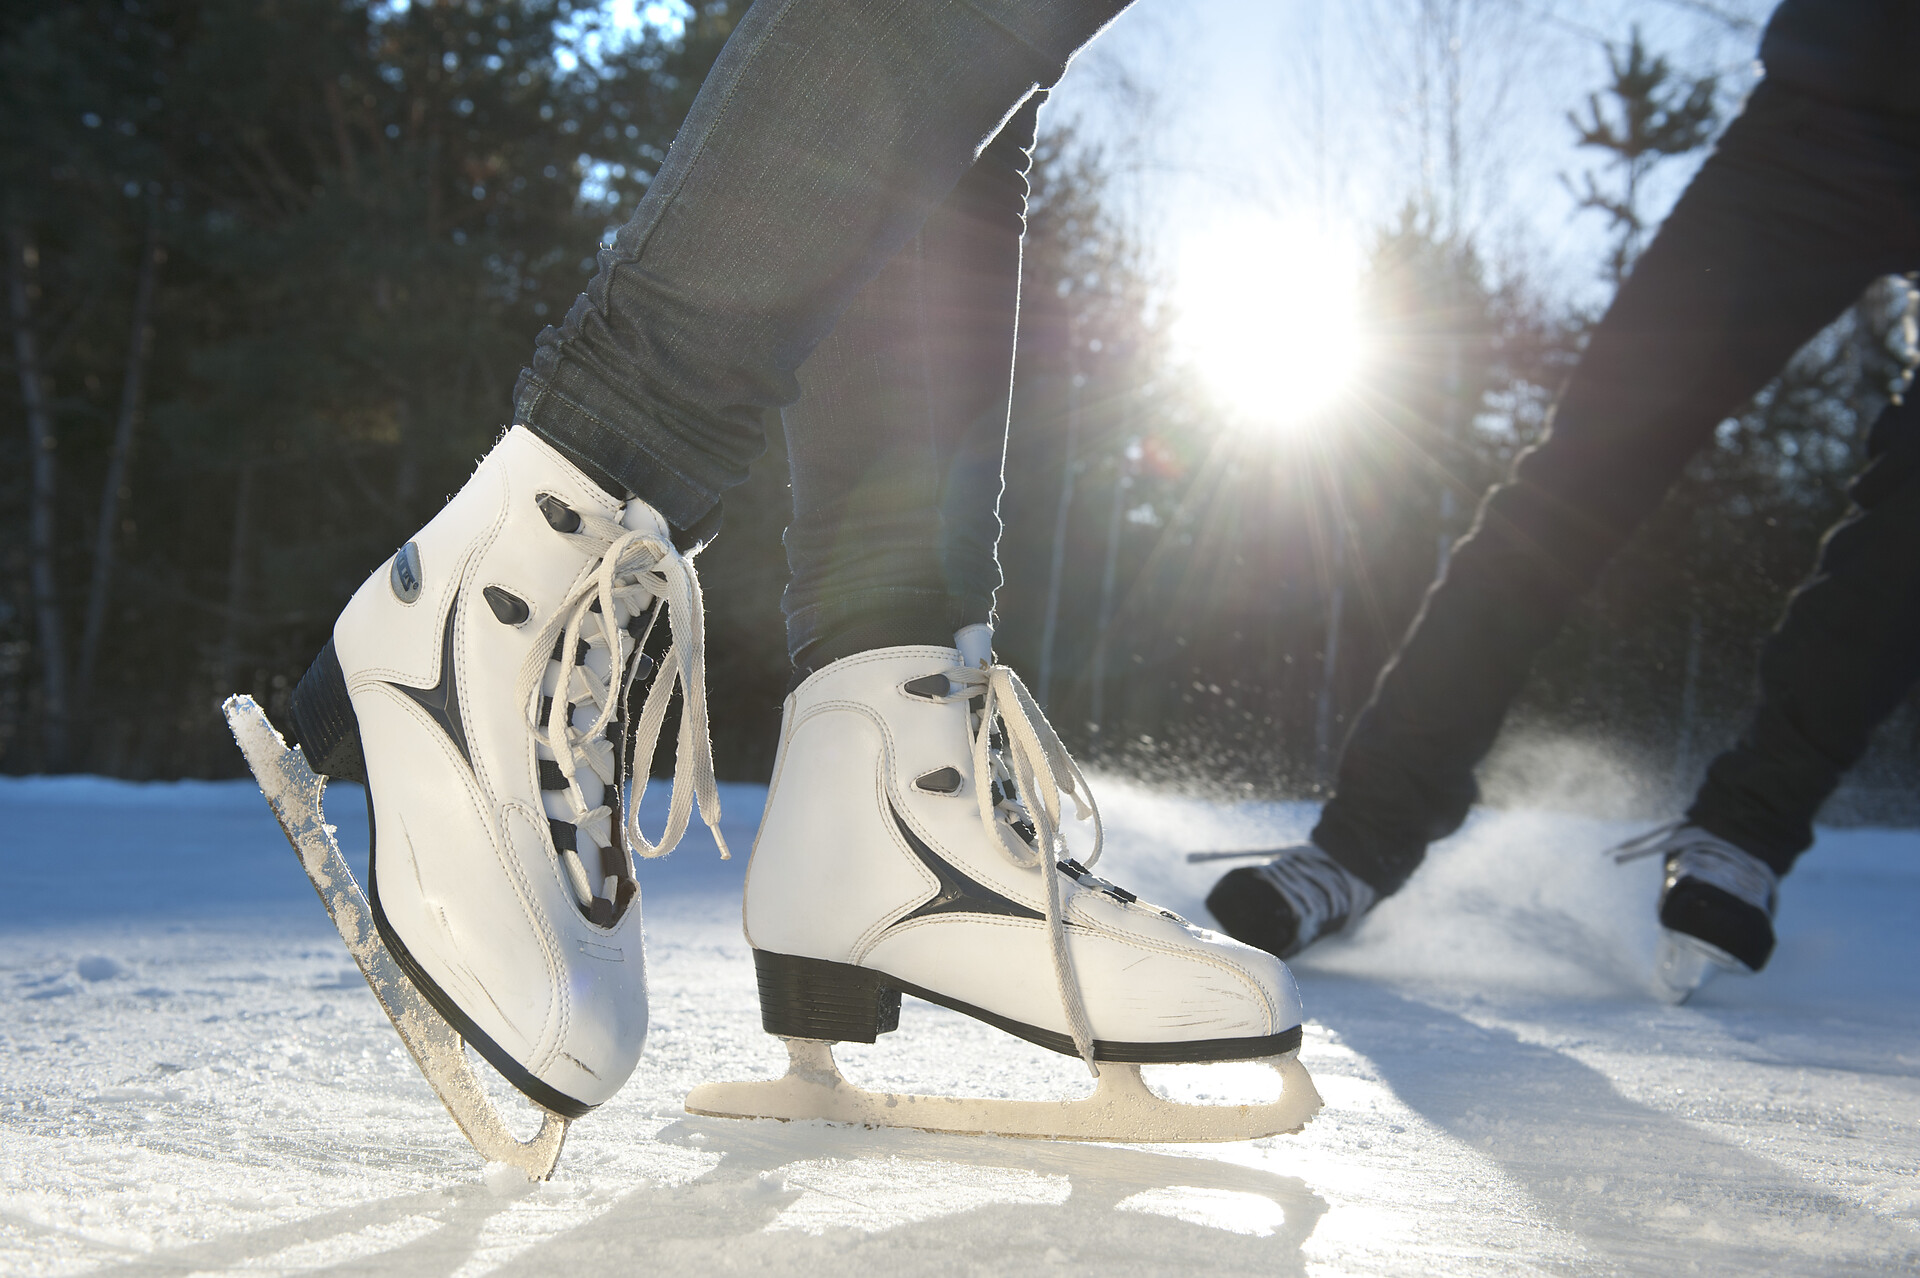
[2,772,1915,1275]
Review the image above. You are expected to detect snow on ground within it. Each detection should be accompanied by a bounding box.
[1,771,1915,1275]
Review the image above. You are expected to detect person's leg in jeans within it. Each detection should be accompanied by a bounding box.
[1208,81,1920,960]
[514,0,1127,536]
[781,95,1042,675]
[1688,392,1920,875]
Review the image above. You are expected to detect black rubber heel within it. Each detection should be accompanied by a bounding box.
[753,950,901,1043]
[290,638,368,784]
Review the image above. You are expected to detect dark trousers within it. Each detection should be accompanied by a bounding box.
[1314,80,1920,892]
[511,0,1123,667]
[780,98,1041,671]
[1688,394,1920,872]
[513,3,1121,505]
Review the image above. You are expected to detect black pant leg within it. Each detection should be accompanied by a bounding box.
[1312,83,1920,895]
[1689,396,1920,874]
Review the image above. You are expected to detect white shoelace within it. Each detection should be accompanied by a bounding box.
[515,506,728,913]
[1609,821,1777,913]
[941,663,1105,1074]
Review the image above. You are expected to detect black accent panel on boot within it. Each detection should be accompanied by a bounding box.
[1661,878,1775,971]
[289,639,368,784]
[888,803,1043,927]
[1206,867,1309,960]
[387,600,471,765]
[754,950,902,1043]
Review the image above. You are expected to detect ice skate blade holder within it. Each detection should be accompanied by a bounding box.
[1653,929,1744,1005]
[223,696,569,1180]
[687,952,1321,1142]
[687,1039,1319,1142]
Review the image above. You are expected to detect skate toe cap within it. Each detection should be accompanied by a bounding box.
[531,949,649,1107]
[1189,926,1305,1038]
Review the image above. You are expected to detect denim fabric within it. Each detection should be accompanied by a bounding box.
[1312,79,1920,894]
[513,0,1129,534]
[780,96,1042,671]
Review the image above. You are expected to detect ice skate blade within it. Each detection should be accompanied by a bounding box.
[222,695,569,1180]
[685,1038,1322,1142]
[1653,929,1744,1005]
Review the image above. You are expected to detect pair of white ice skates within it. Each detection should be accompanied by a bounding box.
[226,427,1317,1178]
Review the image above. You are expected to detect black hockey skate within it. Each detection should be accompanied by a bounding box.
[1612,822,1778,1003]
[1193,842,1377,959]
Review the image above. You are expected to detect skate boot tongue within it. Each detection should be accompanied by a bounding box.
[941,661,1105,1072]
[519,500,728,876]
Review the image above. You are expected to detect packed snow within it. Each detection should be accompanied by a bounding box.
[2,767,1916,1275]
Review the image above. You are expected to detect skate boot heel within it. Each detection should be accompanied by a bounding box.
[753,950,901,1043]
[289,639,368,784]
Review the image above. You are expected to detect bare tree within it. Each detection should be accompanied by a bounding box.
[1360,0,1534,241]
[7,225,68,767]
[75,219,165,726]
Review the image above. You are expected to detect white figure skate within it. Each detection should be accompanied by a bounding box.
[685,637,1321,1141]
[227,425,725,1177]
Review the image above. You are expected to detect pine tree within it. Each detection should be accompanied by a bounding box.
[1564,27,1719,284]
[0,0,739,774]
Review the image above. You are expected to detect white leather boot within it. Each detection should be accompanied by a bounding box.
[741,643,1304,1068]
[286,425,725,1118]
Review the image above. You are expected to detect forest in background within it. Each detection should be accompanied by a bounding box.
[5,0,1917,824]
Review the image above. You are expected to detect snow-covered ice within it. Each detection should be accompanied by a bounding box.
[2,771,1916,1275]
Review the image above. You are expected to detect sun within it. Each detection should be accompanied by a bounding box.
[1175,217,1365,432]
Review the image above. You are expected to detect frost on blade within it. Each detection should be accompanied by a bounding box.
[222,695,569,1179]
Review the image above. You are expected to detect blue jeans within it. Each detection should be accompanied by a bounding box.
[513,0,1127,665]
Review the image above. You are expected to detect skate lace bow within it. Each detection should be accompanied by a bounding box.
[943,663,1105,1072]
[517,508,728,876]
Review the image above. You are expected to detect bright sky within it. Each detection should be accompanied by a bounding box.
[1049,0,1770,309]
[1037,0,1772,421]
[607,0,1769,307]
[1175,216,1365,430]
[604,0,1775,420]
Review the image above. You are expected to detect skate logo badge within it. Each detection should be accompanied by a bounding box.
[391,541,424,603]
[888,802,1042,927]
